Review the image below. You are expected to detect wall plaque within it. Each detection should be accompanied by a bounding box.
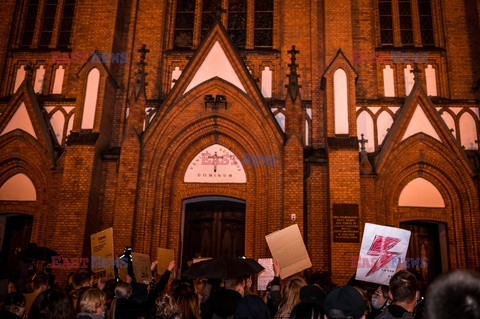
[333,204,360,243]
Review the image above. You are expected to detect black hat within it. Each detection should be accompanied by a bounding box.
[300,284,326,305]
[324,286,367,319]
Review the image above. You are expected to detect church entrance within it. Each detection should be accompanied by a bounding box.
[400,221,448,289]
[0,214,33,278]
[181,197,245,269]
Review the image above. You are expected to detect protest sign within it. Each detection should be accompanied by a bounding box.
[265,224,312,279]
[131,252,152,283]
[118,265,129,282]
[157,248,174,274]
[257,258,274,291]
[90,228,115,280]
[355,223,411,285]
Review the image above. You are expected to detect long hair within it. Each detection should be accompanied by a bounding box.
[154,294,181,319]
[79,288,106,314]
[110,282,132,319]
[275,277,307,318]
[28,288,74,319]
[176,292,201,319]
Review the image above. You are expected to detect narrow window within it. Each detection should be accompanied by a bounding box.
[254,0,273,48]
[334,69,349,135]
[459,112,478,150]
[404,64,414,95]
[418,0,434,45]
[378,0,393,45]
[57,0,76,49]
[425,64,437,96]
[174,0,195,49]
[201,0,221,42]
[261,66,272,98]
[21,0,40,47]
[398,0,413,45]
[34,65,45,93]
[39,0,58,48]
[383,65,395,97]
[228,0,246,48]
[81,68,100,129]
[52,65,65,94]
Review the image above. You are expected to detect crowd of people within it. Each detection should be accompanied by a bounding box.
[1,257,480,319]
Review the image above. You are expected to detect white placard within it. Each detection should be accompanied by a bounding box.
[355,223,411,285]
[257,258,274,291]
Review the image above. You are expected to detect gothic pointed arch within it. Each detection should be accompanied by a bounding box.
[147,22,283,137]
[128,77,284,258]
[322,49,358,137]
[0,80,59,164]
[375,132,480,269]
[375,82,472,175]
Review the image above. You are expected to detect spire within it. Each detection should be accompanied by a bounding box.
[286,45,301,101]
[359,134,368,157]
[410,64,422,83]
[132,44,150,100]
[359,134,374,173]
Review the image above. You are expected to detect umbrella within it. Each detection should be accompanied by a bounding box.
[17,243,60,261]
[182,256,264,279]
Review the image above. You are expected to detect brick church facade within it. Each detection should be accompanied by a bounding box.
[1,0,479,285]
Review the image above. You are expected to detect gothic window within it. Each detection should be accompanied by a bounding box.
[378,0,393,44]
[20,0,39,47]
[19,0,76,49]
[228,0,247,48]
[173,0,274,50]
[39,0,58,48]
[398,0,413,45]
[334,69,349,135]
[378,0,435,46]
[81,68,100,129]
[201,0,220,42]
[57,0,76,49]
[418,0,434,45]
[174,0,194,48]
[254,0,273,47]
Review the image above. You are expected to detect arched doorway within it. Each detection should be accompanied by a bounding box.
[181,196,245,269]
[400,221,448,289]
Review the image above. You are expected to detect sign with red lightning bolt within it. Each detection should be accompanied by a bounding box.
[355,223,411,285]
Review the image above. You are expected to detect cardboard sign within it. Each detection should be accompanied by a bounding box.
[118,265,129,282]
[131,252,152,284]
[265,224,312,279]
[90,228,115,280]
[355,223,411,285]
[257,258,275,291]
[157,248,174,274]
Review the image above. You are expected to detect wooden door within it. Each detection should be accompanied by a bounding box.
[182,200,245,268]
[400,221,442,289]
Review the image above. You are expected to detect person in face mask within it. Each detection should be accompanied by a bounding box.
[367,285,390,319]
[1,291,26,319]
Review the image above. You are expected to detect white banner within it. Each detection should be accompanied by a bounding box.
[355,223,411,285]
[257,258,274,291]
